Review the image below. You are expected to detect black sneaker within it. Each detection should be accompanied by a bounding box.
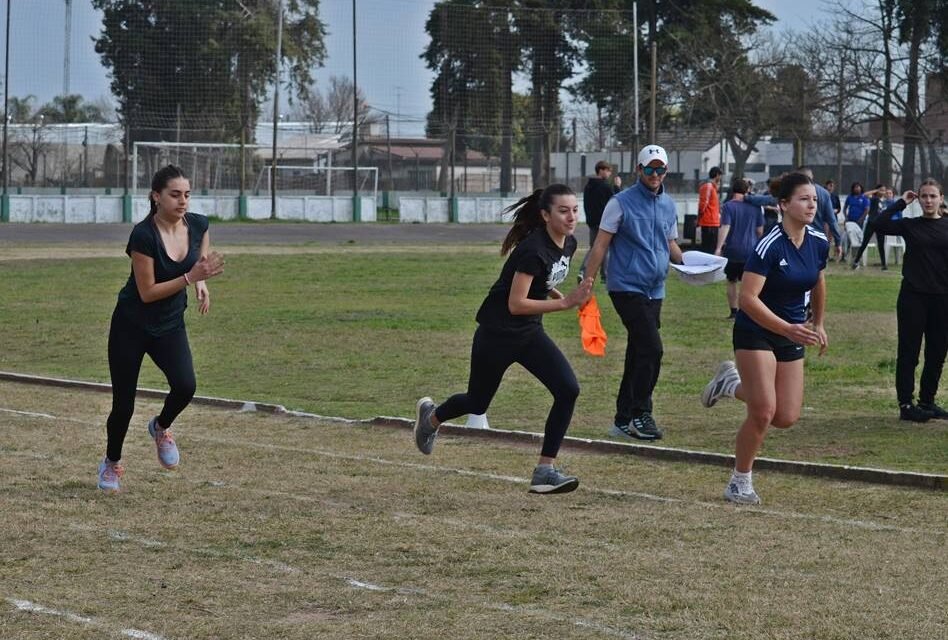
[917,402,948,419]
[608,413,663,440]
[899,403,932,423]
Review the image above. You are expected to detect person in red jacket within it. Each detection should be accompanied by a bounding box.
[698,167,722,253]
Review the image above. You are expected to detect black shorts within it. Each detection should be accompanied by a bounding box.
[732,325,805,362]
[724,260,745,282]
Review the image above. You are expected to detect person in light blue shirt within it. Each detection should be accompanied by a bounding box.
[582,144,683,442]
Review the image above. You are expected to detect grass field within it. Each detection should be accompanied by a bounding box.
[0,239,945,472]
[1,381,946,639]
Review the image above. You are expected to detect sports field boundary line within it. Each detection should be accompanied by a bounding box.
[1,369,944,491]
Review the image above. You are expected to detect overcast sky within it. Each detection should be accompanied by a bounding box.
[3,0,831,134]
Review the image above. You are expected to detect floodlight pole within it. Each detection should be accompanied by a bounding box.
[1,0,11,222]
[270,0,284,220]
[649,40,656,144]
[632,2,639,156]
[352,0,360,221]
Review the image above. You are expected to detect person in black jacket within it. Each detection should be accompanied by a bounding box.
[872,179,948,422]
[579,161,616,283]
[413,184,593,494]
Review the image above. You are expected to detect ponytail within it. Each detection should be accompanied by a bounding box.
[500,183,574,255]
[147,164,188,218]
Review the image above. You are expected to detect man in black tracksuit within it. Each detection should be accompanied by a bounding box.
[580,160,617,282]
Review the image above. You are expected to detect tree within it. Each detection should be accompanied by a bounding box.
[37,95,108,124]
[92,0,326,144]
[298,76,377,135]
[673,28,783,178]
[7,96,50,185]
[894,0,946,186]
[423,1,517,191]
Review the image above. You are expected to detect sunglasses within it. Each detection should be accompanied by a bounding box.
[641,165,667,176]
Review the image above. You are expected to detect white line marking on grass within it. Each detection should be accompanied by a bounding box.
[0,407,58,419]
[121,630,166,640]
[8,598,94,623]
[6,598,166,640]
[188,434,941,536]
[345,578,388,591]
[0,406,88,424]
[108,529,163,548]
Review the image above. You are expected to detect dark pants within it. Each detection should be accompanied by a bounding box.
[105,308,196,462]
[435,326,579,458]
[580,224,606,282]
[854,219,886,267]
[896,288,948,405]
[609,293,663,424]
[700,226,718,254]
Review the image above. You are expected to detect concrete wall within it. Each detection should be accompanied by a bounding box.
[5,192,702,223]
[6,195,377,223]
[399,194,700,224]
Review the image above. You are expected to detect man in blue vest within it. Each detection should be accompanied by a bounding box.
[582,144,683,440]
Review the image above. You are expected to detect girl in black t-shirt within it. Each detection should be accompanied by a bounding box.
[97,165,224,493]
[872,179,948,422]
[413,184,593,494]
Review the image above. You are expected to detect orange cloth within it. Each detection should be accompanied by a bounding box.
[578,295,607,357]
[697,181,720,227]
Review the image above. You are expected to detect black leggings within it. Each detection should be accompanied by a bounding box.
[853,219,886,267]
[105,308,196,462]
[435,326,579,458]
[896,288,948,406]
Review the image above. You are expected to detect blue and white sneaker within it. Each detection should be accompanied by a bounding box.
[413,397,438,455]
[723,480,761,505]
[97,457,125,493]
[148,417,180,469]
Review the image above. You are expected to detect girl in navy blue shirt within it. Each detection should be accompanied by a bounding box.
[97,165,224,493]
[701,173,829,505]
[412,184,592,494]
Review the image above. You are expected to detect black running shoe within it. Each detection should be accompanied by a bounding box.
[609,413,663,440]
[899,403,932,423]
[917,402,948,420]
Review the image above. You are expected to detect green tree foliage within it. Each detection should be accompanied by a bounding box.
[423,1,519,190]
[92,0,326,143]
[37,95,108,124]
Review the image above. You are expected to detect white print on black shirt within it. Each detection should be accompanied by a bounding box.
[547,255,571,290]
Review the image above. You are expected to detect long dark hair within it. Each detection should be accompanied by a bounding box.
[148,164,189,217]
[500,184,574,255]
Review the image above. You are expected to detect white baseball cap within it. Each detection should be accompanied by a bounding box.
[637,144,668,167]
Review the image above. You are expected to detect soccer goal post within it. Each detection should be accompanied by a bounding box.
[132,141,372,197]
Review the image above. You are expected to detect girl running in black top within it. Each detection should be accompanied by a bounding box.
[413,184,593,494]
[97,165,224,493]
[871,178,948,422]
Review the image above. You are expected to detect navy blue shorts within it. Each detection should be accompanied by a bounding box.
[732,325,804,362]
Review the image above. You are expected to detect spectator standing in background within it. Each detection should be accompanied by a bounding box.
[698,167,723,253]
[579,160,616,283]
[715,177,765,319]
